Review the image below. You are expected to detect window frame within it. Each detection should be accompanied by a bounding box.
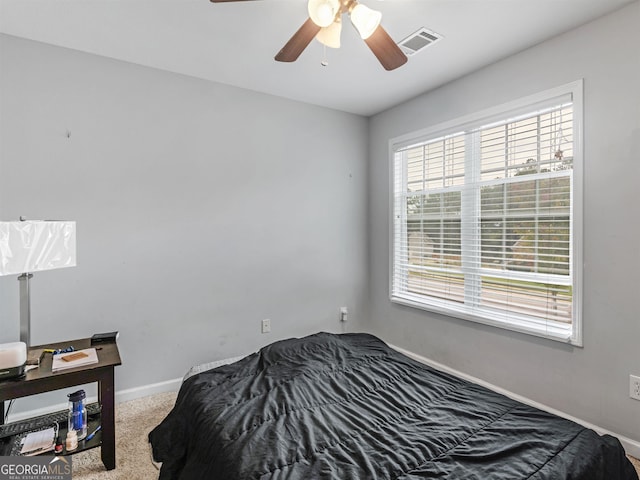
[389,81,584,346]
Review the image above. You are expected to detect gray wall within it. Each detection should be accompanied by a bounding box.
[1,1,638,446]
[368,2,640,442]
[0,35,369,407]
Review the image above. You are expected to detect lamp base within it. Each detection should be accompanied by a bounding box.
[0,363,25,380]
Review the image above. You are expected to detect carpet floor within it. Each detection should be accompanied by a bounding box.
[72,391,177,480]
[71,391,640,479]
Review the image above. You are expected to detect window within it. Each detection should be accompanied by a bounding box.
[391,82,583,345]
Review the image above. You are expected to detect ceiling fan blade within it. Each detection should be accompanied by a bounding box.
[275,18,322,63]
[364,25,408,71]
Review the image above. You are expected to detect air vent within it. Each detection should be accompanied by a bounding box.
[398,28,442,56]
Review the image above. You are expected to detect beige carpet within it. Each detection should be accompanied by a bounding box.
[71,391,640,479]
[72,391,177,480]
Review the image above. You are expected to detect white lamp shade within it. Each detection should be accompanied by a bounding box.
[316,20,342,48]
[308,0,340,28]
[0,221,76,276]
[350,3,381,39]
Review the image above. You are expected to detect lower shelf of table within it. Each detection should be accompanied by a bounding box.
[0,408,103,457]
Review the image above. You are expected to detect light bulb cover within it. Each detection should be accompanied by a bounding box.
[316,19,342,48]
[308,0,341,28]
[350,3,381,39]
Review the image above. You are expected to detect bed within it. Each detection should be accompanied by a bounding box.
[149,332,638,479]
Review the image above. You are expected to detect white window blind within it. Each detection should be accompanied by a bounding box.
[391,83,582,344]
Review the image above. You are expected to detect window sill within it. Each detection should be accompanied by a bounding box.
[390,293,582,347]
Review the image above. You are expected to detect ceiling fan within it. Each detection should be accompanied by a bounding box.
[210,0,408,71]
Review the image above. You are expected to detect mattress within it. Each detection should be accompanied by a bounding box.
[182,354,249,383]
[149,332,638,480]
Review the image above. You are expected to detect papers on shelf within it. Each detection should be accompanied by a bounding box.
[20,426,57,456]
[51,348,99,372]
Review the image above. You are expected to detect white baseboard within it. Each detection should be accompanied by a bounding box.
[5,355,250,423]
[390,344,640,459]
[115,377,182,403]
[5,377,182,424]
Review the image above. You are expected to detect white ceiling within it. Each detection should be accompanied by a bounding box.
[0,0,634,116]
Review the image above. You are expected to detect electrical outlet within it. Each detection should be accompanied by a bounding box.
[261,318,271,334]
[631,375,640,401]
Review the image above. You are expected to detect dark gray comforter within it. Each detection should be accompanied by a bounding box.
[149,332,638,479]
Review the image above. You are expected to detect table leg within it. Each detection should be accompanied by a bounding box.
[98,369,116,470]
[0,400,4,425]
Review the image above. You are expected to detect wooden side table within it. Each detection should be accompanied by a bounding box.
[0,338,122,470]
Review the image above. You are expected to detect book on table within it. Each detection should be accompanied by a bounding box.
[51,348,99,372]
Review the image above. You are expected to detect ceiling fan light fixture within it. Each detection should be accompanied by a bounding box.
[316,18,342,48]
[350,3,381,40]
[308,0,340,28]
